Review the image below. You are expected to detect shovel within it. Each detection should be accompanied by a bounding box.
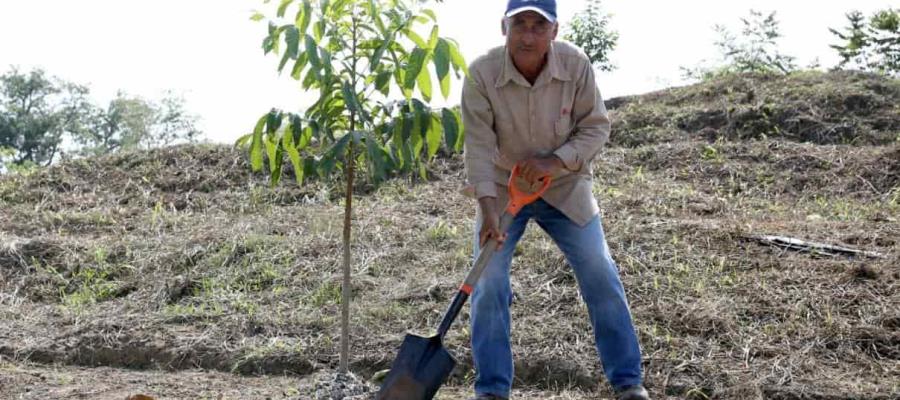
[376,165,552,400]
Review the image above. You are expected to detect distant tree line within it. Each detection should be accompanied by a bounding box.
[0,67,202,172]
[561,3,898,80]
[830,8,900,76]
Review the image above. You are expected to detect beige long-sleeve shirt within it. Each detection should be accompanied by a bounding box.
[461,40,611,226]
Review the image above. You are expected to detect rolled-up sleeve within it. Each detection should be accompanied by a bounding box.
[462,69,499,199]
[553,61,611,172]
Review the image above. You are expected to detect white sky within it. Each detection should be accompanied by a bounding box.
[0,0,893,144]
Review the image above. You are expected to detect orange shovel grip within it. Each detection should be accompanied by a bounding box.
[505,164,552,215]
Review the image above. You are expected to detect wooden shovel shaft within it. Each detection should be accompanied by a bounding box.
[436,212,515,339]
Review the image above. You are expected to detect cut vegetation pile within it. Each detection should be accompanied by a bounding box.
[1,71,898,399]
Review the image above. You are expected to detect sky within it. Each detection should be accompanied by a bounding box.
[0,0,893,144]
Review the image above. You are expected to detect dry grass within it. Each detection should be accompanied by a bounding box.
[1,71,898,399]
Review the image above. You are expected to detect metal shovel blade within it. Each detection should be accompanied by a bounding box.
[375,333,456,400]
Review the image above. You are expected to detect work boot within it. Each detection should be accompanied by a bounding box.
[616,384,650,400]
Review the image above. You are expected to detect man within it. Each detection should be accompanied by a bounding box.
[460,1,649,399]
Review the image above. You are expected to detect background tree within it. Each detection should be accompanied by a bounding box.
[830,8,900,76]
[73,91,201,156]
[241,0,466,374]
[1,66,203,171]
[0,67,91,168]
[562,0,618,71]
[683,10,797,81]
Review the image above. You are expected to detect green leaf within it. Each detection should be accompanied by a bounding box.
[418,161,427,180]
[412,100,430,131]
[313,20,325,42]
[375,69,392,95]
[265,134,278,174]
[384,8,403,26]
[250,12,265,22]
[365,131,389,182]
[427,25,439,50]
[250,114,268,172]
[291,52,308,80]
[391,120,405,169]
[302,66,318,89]
[263,22,280,55]
[421,9,437,22]
[403,29,428,49]
[319,133,351,176]
[282,121,304,184]
[395,67,412,102]
[266,110,283,135]
[273,145,285,186]
[296,1,312,33]
[426,114,441,159]
[369,0,386,34]
[330,0,351,17]
[289,114,305,146]
[304,156,317,179]
[305,35,321,69]
[434,39,451,98]
[270,147,284,186]
[416,61,432,102]
[324,97,346,121]
[405,47,427,92]
[410,114,424,156]
[401,141,415,172]
[441,108,461,152]
[308,119,325,141]
[370,36,392,72]
[341,81,360,115]
[400,116,414,169]
[235,133,253,148]
[277,0,293,18]
[446,38,469,76]
[300,126,313,148]
[320,48,333,76]
[263,36,275,55]
[279,26,301,73]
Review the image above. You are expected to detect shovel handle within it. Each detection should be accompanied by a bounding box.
[436,166,551,339]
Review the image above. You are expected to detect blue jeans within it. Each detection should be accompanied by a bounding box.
[470,199,643,397]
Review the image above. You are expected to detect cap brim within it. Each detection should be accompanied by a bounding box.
[505,6,556,23]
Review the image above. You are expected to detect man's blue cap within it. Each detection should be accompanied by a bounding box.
[505,0,557,23]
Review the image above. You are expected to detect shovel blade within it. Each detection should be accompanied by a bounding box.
[375,334,456,400]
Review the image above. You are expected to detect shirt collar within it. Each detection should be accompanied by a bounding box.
[496,41,570,88]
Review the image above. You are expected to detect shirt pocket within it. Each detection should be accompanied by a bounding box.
[554,115,572,143]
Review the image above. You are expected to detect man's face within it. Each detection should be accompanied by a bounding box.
[503,11,558,71]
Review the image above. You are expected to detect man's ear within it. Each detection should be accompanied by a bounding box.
[550,22,559,40]
[501,17,508,36]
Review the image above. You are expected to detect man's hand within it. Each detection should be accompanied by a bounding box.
[518,155,565,184]
[478,196,506,247]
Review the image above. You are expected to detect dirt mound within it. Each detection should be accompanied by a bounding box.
[608,71,900,146]
[0,144,298,213]
[618,141,900,199]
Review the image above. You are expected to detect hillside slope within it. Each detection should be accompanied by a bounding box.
[1,71,898,399]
